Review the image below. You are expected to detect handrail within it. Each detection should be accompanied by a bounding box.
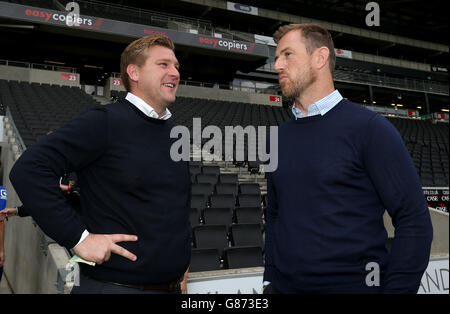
[0,59,77,73]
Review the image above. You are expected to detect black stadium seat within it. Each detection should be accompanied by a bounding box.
[192,183,214,196]
[223,246,264,269]
[190,248,221,272]
[237,195,261,208]
[191,194,208,210]
[189,208,202,229]
[193,225,229,257]
[239,183,261,195]
[203,207,233,226]
[202,166,220,176]
[230,223,264,249]
[196,174,219,186]
[234,207,263,225]
[215,183,239,197]
[210,194,236,209]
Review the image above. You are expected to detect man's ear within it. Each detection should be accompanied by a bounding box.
[314,47,330,71]
[127,64,139,83]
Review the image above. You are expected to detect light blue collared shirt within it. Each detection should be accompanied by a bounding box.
[291,90,343,119]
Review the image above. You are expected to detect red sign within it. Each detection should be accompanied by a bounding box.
[61,73,78,81]
[112,78,123,86]
[270,95,281,102]
[408,110,417,116]
[143,29,166,37]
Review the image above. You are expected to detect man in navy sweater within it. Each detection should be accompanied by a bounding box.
[9,35,191,294]
[263,24,433,294]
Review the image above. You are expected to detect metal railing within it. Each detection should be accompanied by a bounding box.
[258,63,448,95]
[4,107,26,154]
[0,59,77,73]
[74,0,216,37]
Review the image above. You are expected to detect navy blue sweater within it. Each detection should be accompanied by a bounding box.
[264,100,433,293]
[10,100,191,285]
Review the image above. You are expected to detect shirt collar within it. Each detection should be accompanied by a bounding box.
[292,90,343,120]
[125,92,172,120]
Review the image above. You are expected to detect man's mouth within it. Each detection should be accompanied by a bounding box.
[163,83,176,88]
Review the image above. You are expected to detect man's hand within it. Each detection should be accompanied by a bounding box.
[73,233,138,265]
[0,208,18,222]
[181,266,189,294]
[60,184,70,192]
[0,249,4,267]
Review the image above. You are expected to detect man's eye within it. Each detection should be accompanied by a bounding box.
[160,63,167,67]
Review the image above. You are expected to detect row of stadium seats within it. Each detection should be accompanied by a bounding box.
[388,117,449,186]
[2,79,448,188]
[188,160,266,271]
[0,79,99,146]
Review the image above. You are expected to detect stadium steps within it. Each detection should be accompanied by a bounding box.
[91,95,111,105]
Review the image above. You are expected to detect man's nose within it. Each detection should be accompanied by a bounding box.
[169,65,180,79]
[274,58,283,73]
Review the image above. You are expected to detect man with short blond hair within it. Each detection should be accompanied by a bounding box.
[10,35,191,294]
[263,24,433,294]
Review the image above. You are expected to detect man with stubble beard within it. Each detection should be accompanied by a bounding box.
[10,35,191,294]
[263,24,433,294]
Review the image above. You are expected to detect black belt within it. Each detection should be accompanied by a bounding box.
[95,278,181,291]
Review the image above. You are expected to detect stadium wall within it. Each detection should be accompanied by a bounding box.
[107,77,283,106]
[0,65,80,87]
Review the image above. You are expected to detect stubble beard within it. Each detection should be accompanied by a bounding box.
[281,67,317,99]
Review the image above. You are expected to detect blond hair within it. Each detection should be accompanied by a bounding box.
[120,35,175,91]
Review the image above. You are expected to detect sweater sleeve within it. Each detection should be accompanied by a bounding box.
[363,114,433,293]
[263,170,278,282]
[17,205,29,217]
[9,107,108,250]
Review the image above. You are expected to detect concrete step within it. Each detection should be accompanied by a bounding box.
[91,95,111,105]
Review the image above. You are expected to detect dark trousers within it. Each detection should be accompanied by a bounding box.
[263,283,280,294]
[71,273,181,294]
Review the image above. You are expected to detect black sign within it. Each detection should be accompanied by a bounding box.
[0,2,268,59]
[423,189,449,212]
[431,65,449,73]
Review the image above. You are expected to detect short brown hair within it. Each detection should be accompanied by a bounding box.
[120,35,175,92]
[273,24,336,74]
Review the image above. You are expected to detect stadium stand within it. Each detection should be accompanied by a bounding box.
[223,246,264,269]
[0,79,100,146]
[0,0,448,295]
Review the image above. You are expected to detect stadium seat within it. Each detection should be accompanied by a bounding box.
[196,174,219,186]
[189,208,202,229]
[193,225,229,257]
[230,223,264,249]
[191,194,208,210]
[210,194,236,209]
[202,166,220,176]
[234,207,263,225]
[192,183,215,196]
[203,207,233,226]
[238,194,261,208]
[190,248,221,272]
[239,183,261,195]
[223,246,264,269]
[219,174,239,185]
[215,183,239,197]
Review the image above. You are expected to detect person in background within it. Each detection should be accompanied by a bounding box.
[0,185,7,280]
